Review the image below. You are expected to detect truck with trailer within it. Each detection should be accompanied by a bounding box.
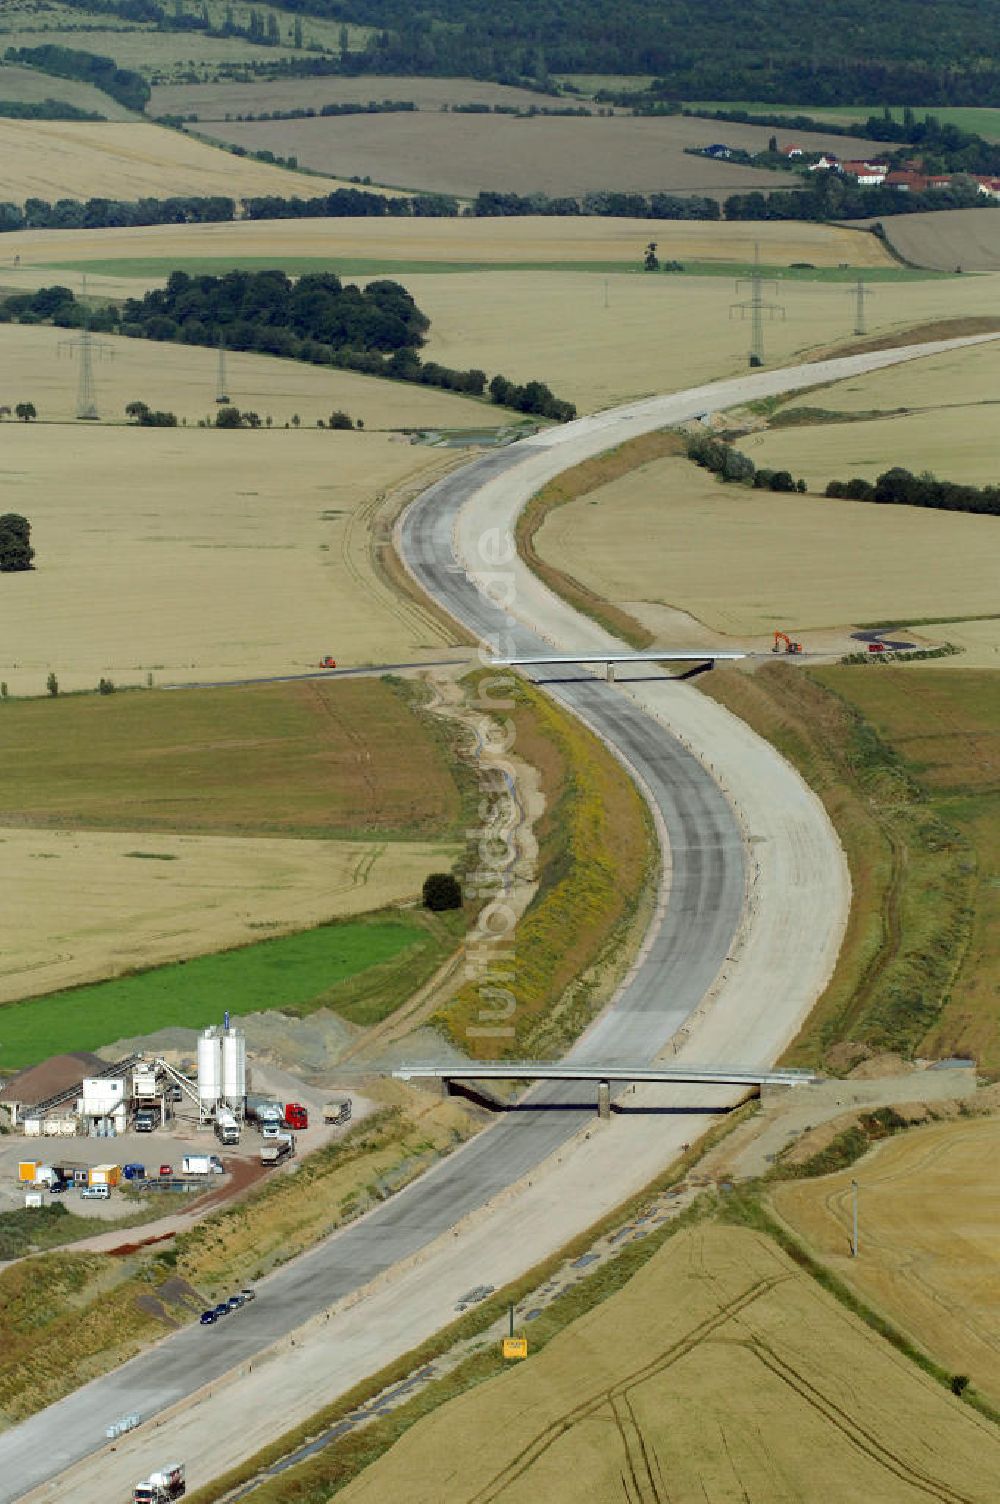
[284,1102,308,1130]
[245,1095,284,1130]
[134,1108,158,1133]
[132,1462,186,1502]
[260,1133,295,1167]
[323,1098,353,1126]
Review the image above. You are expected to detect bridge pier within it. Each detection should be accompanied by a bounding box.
[605,662,615,683]
[597,1080,611,1120]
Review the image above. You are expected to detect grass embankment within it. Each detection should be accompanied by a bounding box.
[0,1102,472,1425]
[515,430,688,651]
[703,664,999,1071]
[0,677,465,840]
[0,912,459,1069]
[40,255,946,281]
[0,1202,158,1259]
[432,670,657,1059]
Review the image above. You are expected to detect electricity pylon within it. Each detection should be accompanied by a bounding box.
[216,335,230,403]
[851,276,872,336]
[730,244,785,367]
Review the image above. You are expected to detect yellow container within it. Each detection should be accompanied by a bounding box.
[17,1162,37,1183]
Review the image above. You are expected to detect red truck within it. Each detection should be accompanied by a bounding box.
[284,1102,308,1130]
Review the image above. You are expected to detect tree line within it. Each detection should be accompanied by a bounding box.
[826,469,1000,517]
[0,97,105,121]
[4,44,150,113]
[0,278,577,422]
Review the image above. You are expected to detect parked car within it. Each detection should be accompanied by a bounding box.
[199,1310,217,1326]
[241,1287,256,1303]
[48,1180,69,1195]
[213,1303,229,1319]
[227,1293,245,1310]
[158,1164,173,1177]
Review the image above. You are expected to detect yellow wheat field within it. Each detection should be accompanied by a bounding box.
[0,827,456,1005]
[736,336,1000,487]
[533,454,999,637]
[0,320,495,428]
[2,212,898,269]
[339,1222,1000,1504]
[0,120,390,205]
[772,1117,1000,1408]
[0,421,465,696]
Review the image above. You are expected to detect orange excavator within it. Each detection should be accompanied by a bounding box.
[772,630,803,655]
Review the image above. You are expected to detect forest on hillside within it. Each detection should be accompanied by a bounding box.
[57,0,1000,106]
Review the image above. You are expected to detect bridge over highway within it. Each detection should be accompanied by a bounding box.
[392,1061,821,1117]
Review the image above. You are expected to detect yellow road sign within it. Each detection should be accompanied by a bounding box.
[502,1337,528,1360]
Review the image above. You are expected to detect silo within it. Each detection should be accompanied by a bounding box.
[197,1028,222,1116]
[221,1027,247,1112]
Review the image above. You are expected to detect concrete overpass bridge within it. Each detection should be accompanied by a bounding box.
[391,1062,821,1118]
[489,649,747,682]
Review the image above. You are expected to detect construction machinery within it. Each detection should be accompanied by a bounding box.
[319,656,337,669]
[772,630,803,655]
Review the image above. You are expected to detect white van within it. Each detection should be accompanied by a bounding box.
[81,1184,111,1201]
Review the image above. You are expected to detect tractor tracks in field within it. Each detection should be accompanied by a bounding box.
[466,1276,789,1504]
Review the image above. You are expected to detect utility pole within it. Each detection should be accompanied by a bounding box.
[58,272,114,420]
[851,276,872,336]
[216,333,230,404]
[850,1178,859,1257]
[730,243,785,368]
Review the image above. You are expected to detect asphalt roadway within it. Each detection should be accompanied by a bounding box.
[9,332,995,1500]
[3,444,744,1502]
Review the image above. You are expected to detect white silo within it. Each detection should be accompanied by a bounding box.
[197,1028,222,1119]
[220,1027,247,1113]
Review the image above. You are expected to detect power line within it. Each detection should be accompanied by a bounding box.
[730,244,785,367]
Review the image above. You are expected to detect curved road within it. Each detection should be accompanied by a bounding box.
[8,334,994,1504]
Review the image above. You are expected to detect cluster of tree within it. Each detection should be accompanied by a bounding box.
[487,374,575,422]
[242,186,458,217]
[6,278,577,421]
[61,0,308,48]
[687,433,805,492]
[0,514,33,574]
[860,110,1000,177]
[0,195,237,234]
[123,269,429,352]
[61,0,1000,105]
[451,102,591,116]
[723,173,988,223]
[0,190,463,234]
[826,468,1000,516]
[4,45,150,113]
[125,400,178,426]
[472,190,720,219]
[208,100,416,122]
[0,97,105,120]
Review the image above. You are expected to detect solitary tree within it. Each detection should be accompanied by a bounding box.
[0,513,34,573]
[125,400,151,423]
[14,401,36,422]
[328,410,353,429]
[643,241,659,272]
[215,405,243,428]
[422,872,462,911]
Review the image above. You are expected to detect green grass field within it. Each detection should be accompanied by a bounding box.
[704,666,1000,1072]
[41,256,949,282]
[0,914,433,1068]
[0,680,465,840]
[686,101,1000,140]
